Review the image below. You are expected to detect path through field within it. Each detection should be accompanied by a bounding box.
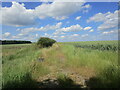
[34,44,96,88]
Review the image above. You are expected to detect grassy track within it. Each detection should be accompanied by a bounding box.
[2,41,120,88]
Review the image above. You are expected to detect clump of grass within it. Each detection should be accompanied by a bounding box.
[2,73,38,89]
[97,65,120,88]
[30,61,50,79]
[87,65,120,88]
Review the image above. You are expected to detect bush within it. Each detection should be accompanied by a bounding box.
[37,37,56,48]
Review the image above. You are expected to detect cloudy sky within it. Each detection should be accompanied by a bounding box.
[1,1,119,42]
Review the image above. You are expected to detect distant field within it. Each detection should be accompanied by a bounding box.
[62,40,119,44]
[2,43,31,47]
[61,40,119,51]
[2,41,120,88]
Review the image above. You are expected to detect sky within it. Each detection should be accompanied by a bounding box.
[1,1,119,42]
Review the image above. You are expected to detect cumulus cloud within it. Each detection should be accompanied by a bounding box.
[84,4,91,8]
[87,13,106,23]
[9,33,39,41]
[35,2,85,20]
[81,34,88,37]
[89,29,94,32]
[1,1,90,26]
[3,32,11,37]
[82,4,91,13]
[11,22,62,41]
[35,34,38,37]
[87,10,119,31]
[61,24,83,32]
[75,16,81,20]
[72,34,79,36]
[102,30,117,35]
[84,26,92,30]
[61,36,65,38]
[2,2,35,27]
[53,24,83,36]
[17,22,62,35]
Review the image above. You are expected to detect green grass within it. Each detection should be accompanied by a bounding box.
[2,44,50,88]
[2,41,120,88]
[61,44,118,68]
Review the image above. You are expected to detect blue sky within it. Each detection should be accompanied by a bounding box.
[1,2,119,42]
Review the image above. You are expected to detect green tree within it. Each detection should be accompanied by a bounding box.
[37,37,56,48]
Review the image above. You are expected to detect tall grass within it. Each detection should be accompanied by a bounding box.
[2,41,119,88]
[59,44,119,88]
[2,44,50,88]
[38,43,119,88]
[87,65,120,88]
[60,44,118,70]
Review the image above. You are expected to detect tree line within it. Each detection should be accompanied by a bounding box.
[0,40,32,45]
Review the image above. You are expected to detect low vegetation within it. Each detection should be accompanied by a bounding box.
[2,40,119,89]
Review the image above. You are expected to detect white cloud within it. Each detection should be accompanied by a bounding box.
[89,29,94,32]
[102,30,117,35]
[81,34,88,37]
[61,24,83,32]
[53,24,83,36]
[61,32,66,34]
[1,1,90,27]
[87,13,106,23]
[72,34,79,36]
[9,33,39,42]
[2,2,35,27]
[53,30,65,36]
[12,22,62,41]
[3,32,11,37]
[11,35,21,39]
[44,33,49,36]
[87,10,119,31]
[84,4,91,8]
[18,22,62,35]
[75,16,81,20]
[18,33,24,36]
[35,2,85,20]
[61,36,65,38]
[53,36,58,38]
[82,4,91,13]
[84,26,92,30]
[35,34,38,37]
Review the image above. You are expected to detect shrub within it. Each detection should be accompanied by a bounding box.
[37,37,56,48]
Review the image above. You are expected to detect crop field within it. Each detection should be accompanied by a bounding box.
[62,41,120,51]
[2,41,120,89]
